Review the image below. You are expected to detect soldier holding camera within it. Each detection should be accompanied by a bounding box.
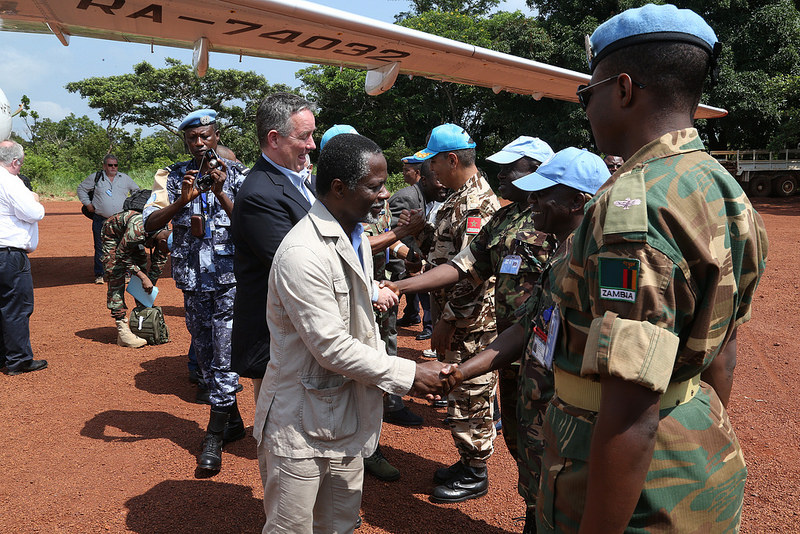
[143,109,247,474]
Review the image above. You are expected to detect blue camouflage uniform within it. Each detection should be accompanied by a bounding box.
[143,158,246,407]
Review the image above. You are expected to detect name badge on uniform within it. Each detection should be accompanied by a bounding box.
[466,216,482,235]
[499,254,522,275]
[532,306,559,370]
[105,189,113,197]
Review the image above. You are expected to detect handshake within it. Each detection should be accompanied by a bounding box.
[409,360,464,399]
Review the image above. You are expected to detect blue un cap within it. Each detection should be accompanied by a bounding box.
[486,136,554,165]
[513,147,610,195]
[587,4,719,72]
[413,124,476,161]
[320,124,359,151]
[401,154,425,164]
[178,109,217,131]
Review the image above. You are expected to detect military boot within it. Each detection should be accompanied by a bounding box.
[197,408,229,472]
[115,318,147,348]
[223,400,246,444]
[430,463,488,503]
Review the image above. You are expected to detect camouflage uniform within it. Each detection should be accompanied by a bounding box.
[362,201,405,414]
[101,210,168,320]
[450,202,552,484]
[142,158,246,408]
[426,172,501,467]
[538,129,769,532]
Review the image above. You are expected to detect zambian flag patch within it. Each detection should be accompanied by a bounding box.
[599,257,639,303]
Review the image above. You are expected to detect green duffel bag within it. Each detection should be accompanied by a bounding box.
[129,305,170,345]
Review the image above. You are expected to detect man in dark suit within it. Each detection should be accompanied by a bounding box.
[231,93,317,405]
[390,160,448,340]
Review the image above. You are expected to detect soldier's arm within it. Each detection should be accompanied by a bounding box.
[440,322,526,392]
[145,172,200,232]
[580,378,660,533]
[147,247,169,284]
[701,329,737,407]
[393,263,464,294]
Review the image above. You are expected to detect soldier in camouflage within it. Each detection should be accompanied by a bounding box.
[391,136,555,513]
[436,147,610,534]
[409,123,501,503]
[101,210,170,348]
[143,109,248,474]
[536,6,769,532]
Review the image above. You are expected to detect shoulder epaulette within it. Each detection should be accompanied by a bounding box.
[603,168,648,237]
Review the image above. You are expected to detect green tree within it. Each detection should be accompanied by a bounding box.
[66,58,293,164]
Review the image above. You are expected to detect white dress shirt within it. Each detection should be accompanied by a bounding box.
[262,153,316,205]
[0,167,44,252]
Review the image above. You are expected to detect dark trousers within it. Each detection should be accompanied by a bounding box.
[92,213,106,277]
[402,292,433,331]
[0,249,35,370]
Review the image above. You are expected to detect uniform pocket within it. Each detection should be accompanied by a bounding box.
[300,374,358,441]
[332,276,350,330]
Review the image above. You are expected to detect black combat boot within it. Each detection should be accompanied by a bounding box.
[197,408,228,472]
[430,463,488,503]
[223,400,246,443]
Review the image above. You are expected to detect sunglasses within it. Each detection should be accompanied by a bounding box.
[106,163,118,167]
[576,75,647,110]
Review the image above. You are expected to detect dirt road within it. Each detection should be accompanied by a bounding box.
[0,199,796,533]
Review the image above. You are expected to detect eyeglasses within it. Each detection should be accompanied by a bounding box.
[106,163,118,167]
[576,75,646,110]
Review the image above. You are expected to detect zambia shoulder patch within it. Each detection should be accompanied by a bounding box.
[598,257,639,303]
[466,216,482,234]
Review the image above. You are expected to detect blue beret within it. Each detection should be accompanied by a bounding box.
[588,4,719,72]
[320,124,359,151]
[178,109,217,131]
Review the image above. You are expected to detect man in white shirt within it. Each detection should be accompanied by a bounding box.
[0,140,47,375]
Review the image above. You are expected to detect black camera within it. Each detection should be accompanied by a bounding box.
[195,148,221,191]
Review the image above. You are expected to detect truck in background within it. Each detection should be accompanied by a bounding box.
[711,150,800,197]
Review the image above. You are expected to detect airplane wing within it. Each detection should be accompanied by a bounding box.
[2,0,726,119]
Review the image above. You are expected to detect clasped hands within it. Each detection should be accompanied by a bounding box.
[410,361,463,399]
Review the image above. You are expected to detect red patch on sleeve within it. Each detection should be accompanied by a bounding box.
[466,217,482,234]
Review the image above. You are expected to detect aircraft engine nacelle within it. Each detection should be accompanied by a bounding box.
[0,89,12,141]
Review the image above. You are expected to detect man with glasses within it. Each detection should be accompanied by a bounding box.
[537,5,768,532]
[77,154,140,284]
[230,92,317,408]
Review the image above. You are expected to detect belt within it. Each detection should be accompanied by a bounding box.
[0,246,26,253]
[553,367,701,411]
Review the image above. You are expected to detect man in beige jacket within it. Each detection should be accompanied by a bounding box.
[254,133,446,533]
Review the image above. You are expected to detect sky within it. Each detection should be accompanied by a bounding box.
[1,0,533,137]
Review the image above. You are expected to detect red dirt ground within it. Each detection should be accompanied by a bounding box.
[0,198,797,533]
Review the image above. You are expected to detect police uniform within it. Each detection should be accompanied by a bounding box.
[101,210,167,319]
[539,133,768,531]
[142,110,247,410]
[427,171,501,467]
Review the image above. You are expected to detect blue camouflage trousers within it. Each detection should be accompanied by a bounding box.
[183,287,239,408]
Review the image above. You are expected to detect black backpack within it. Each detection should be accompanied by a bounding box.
[123,189,152,213]
[81,171,103,219]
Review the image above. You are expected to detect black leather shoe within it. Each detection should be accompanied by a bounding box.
[433,460,467,484]
[430,464,488,503]
[198,410,228,472]
[188,368,202,384]
[396,315,421,327]
[384,406,423,427]
[415,328,432,341]
[223,401,246,443]
[7,359,48,376]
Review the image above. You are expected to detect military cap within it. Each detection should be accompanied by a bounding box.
[513,147,609,195]
[178,109,217,131]
[401,154,425,164]
[486,136,554,165]
[320,124,359,151]
[413,123,476,161]
[587,3,719,72]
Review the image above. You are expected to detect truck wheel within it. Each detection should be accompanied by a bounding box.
[749,176,772,197]
[773,175,797,197]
